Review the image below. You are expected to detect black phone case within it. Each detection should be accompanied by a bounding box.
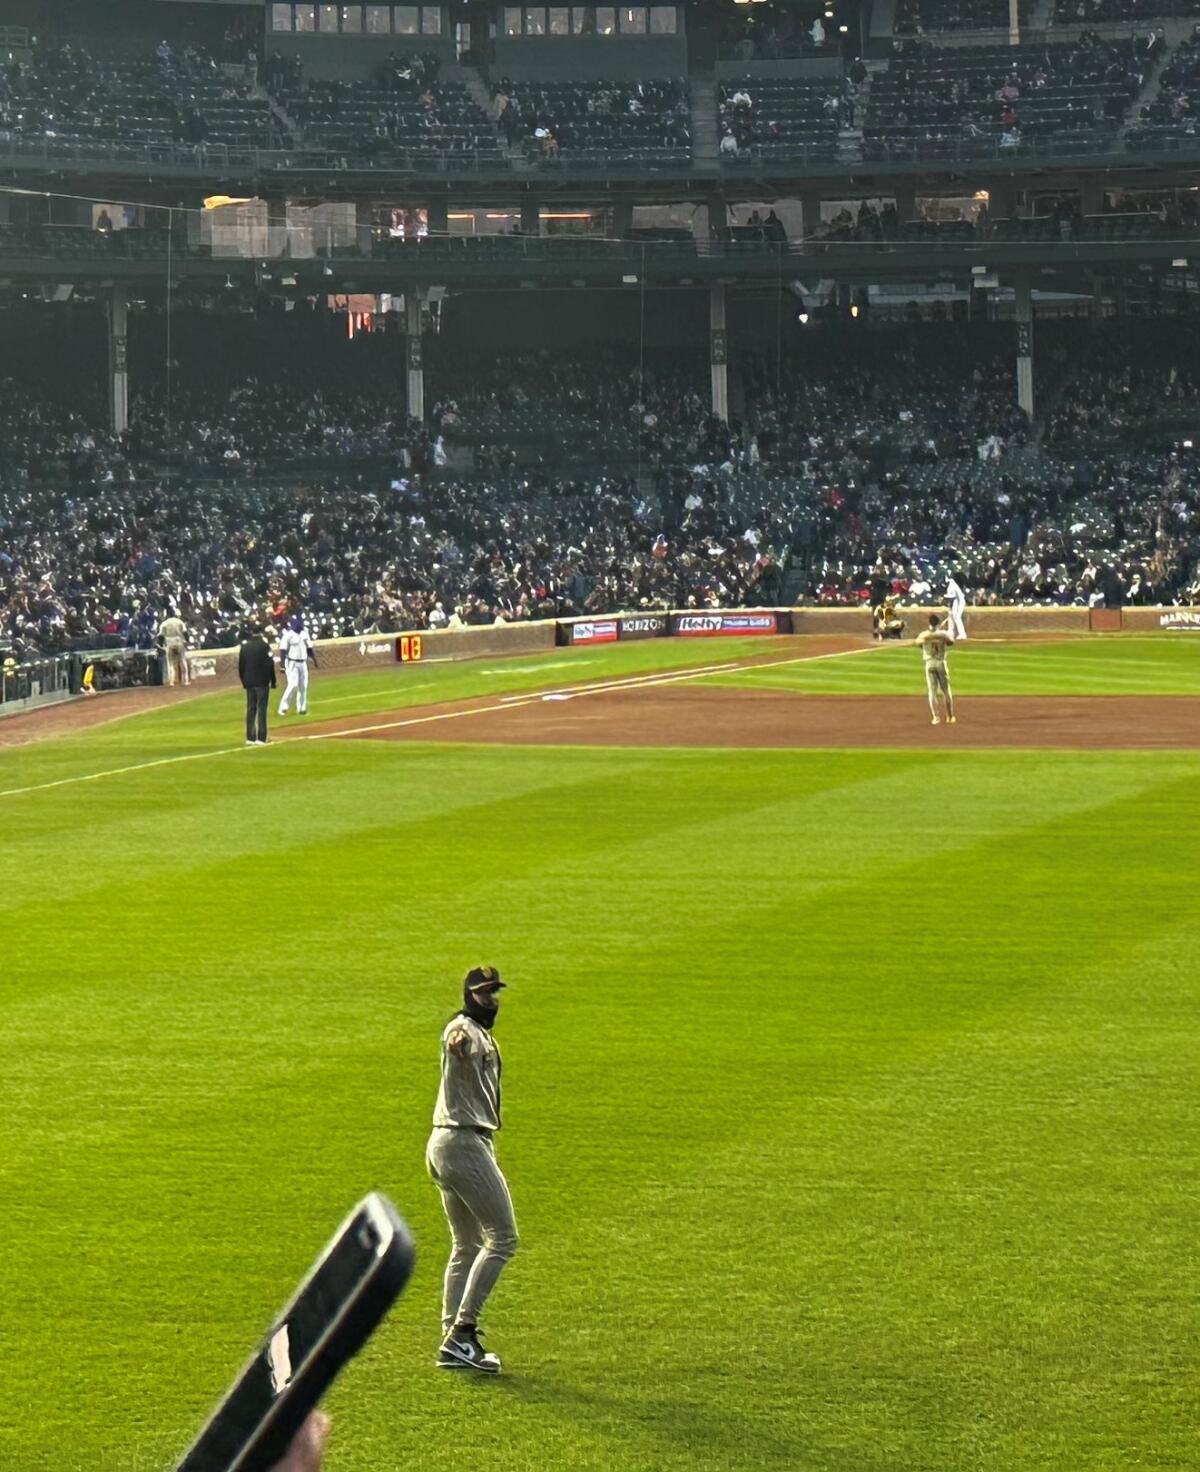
[178,1195,415,1472]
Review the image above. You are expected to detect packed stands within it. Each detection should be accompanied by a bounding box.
[864,37,1140,161]
[2,314,1199,660]
[432,350,712,470]
[734,326,1030,472]
[1,0,1199,667]
[0,313,424,484]
[492,78,691,165]
[718,75,843,162]
[1045,320,1200,449]
[4,446,1195,658]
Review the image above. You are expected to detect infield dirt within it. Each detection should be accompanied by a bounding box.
[312,687,1200,751]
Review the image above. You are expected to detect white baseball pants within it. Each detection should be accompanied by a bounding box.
[278,660,309,714]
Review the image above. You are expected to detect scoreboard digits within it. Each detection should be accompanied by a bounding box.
[398,634,424,663]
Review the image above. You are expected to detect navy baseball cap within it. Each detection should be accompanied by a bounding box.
[465,965,506,993]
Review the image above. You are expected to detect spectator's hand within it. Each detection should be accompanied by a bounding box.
[272,1412,330,1472]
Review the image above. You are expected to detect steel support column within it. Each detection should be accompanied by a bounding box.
[107,284,129,436]
[1014,271,1034,419]
[406,287,426,423]
[710,282,729,423]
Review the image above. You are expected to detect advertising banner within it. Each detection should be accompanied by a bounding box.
[569,620,620,646]
[1158,610,1200,631]
[672,612,781,637]
[619,614,669,641]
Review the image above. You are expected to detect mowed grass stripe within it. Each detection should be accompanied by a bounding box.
[704,637,1200,696]
[2,745,1197,1468]
[0,638,795,788]
[0,635,1190,801]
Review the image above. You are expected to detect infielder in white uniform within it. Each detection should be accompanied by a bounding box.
[945,575,968,641]
[277,613,317,715]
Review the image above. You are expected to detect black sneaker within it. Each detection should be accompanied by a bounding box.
[437,1324,501,1374]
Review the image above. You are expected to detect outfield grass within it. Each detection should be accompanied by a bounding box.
[704,636,1200,696]
[1,638,1197,1471]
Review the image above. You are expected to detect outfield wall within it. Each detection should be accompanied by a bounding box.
[180,604,1200,692]
[790,607,1200,637]
[183,622,557,690]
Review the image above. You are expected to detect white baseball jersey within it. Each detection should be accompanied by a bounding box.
[279,626,314,663]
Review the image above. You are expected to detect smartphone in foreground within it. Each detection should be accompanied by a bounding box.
[176,1192,415,1472]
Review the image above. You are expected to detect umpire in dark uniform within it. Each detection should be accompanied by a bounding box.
[238,623,277,745]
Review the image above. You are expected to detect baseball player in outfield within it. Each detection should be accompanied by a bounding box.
[916,614,957,725]
[426,966,518,1375]
[277,613,317,716]
[945,575,968,641]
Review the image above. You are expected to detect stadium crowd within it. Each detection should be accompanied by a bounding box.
[0,37,279,149]
[1044,320,1200,448]
[2,324,1198,660]
[2,26,1192,167]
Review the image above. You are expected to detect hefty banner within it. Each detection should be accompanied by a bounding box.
[619,614,669,641]
[672,612,781,637]
[569,620,620,646]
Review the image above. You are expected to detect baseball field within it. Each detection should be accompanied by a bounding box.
[1,633,1196,1472]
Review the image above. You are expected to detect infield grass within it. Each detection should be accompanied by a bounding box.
[0,637,1196,1472]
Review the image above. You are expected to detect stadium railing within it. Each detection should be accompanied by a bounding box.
[5,129,1200,178]
[0,654,73,714]
[6,225,1200,282]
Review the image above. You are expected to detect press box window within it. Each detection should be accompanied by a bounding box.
[619,7,646,32]
[293,4,316,31]
[594,7,616,34]
[504,6,522,34]
[394,4,419,32]
[365,4,391,31]
[318,4,339,29]
[649,6,676,32]
[421,7,442,34]
[524,8,547,34]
